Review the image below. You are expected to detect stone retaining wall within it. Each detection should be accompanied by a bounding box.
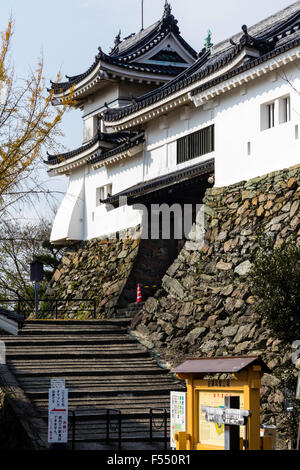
[130,164,300,446]
[47,232,141,317]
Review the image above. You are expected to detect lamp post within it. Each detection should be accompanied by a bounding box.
[30,260,44,319]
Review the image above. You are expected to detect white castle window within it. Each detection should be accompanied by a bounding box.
[96,184,112,206]
[279,96,291,124]
[261,95,291,131]
[267,102,275,129]
[177,125,215,164]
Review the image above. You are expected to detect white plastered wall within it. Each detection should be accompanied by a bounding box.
[50,170,85,243]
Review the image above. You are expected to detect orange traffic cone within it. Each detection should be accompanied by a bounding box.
[136,284,142,303]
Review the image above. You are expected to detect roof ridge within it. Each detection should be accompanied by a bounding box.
[103,5,300,123]
[212,0,300,56]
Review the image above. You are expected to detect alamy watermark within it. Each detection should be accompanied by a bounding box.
[105,197,207,249]
[0,341,5,365]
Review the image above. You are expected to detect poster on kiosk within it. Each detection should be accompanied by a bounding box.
[170,391,187,449]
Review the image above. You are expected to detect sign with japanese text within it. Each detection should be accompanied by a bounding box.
[170,391,186,449]
[48,387,68,444]
[202,406,251,426]
[198,390,245,447]
[51,378,66,389]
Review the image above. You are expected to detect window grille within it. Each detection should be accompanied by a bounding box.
[177,125,214,164]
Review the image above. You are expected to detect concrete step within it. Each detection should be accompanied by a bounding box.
[10,365,169,378]
[24,319,131,327]
[2,336,137,346]
[34,395,173,413]
[6,350,150,360]
[24,385,180,400]
[17,375,175,386]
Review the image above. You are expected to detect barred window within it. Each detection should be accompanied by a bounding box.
[177,125,214,164]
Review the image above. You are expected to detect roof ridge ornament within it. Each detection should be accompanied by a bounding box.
[163,1,172,19]
[114,30,122,48]
[204,29,213,51]
[110,29,122,54]
[161,1,179,34]
[230,24,278,55]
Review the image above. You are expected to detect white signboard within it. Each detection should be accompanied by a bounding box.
[51,378,66,389]
[0,341,5,365]
[170,391,186,449]
[48,387,68,444]
[202,406,251,426]
[296,374,300,400]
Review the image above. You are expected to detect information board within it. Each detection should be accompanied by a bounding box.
[0,341,5,365]
[170,391,186,449]
[198,390,245,447]
[51,378,66,389]
[48,387,68,444]
[297,374,300,400]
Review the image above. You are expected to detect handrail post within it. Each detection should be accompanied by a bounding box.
[55,299,58,320]
[72,411,76,450]
[94,299,96,319]
[149,407,168,449]
[106,409,110,443]
[150,408,153,443]
[164,408,167,451]
[118,412,122,451]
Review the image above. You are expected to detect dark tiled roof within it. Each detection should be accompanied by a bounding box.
[51,4,197,94]
[172,356,269,374]
[109,4,197,62]
[46,134,100,165]
[46,131,144,166]
[89,132,145,165]
[109,61,185,76]
[102,158,214,206]
[103,4,300,123]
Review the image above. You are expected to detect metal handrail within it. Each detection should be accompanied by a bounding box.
[150,407,168,450]
[0,298,97,319]
[106,409,122,450]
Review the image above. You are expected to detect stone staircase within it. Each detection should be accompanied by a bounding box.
[0,318,184,450]
[116,302,144,318]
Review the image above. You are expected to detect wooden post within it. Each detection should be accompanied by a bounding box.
[244,367,262,450]
[176,432,187,450]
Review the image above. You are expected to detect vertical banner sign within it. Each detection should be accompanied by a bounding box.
[296,374,300,400]
[170,391,186,449]
[48,379,68,444]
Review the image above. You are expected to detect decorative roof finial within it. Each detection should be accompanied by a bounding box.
[204,29,213,51]
[163,1,172,18]
[229,24,278,55]
[114,30,122,48]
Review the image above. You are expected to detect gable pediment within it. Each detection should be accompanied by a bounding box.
[149,49,188,64]
[134,33,194,68]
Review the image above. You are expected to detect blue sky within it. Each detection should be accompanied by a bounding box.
[0,0,297,220]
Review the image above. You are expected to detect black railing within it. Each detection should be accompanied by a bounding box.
[0,298,96,320]
[69,409,123,451]
[71,411,76,451]
[150,407,168,450]
[106,409,122,450]
[61,408,170,450]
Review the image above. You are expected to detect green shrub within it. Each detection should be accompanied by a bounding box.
[250,240,300,344]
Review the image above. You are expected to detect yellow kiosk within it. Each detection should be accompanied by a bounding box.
[172,356,271,451]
